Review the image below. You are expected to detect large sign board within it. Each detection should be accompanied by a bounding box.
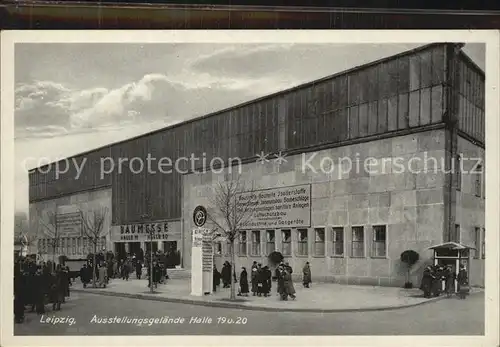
[238,184,311,229]
[56,212,83,238]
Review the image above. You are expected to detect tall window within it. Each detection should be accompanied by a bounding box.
[456,154,462,191]
[282,229,291,256]
[66,237,71,255]
[251,230,261,256]
[482,228,485,259]
[314,228,325,256]
[332,227,344,256]
[297,229,308,256]
[225,239,232,256]
[101,237,106,251]
[215,242,222,255]
[453,224,461,243]
[83,237,88,254]
[351,226,365,257]
[474,227,481,258]
[474,165,483,197]
[266,230,275,255]
[372,225,387,258]
[238,231,247,256]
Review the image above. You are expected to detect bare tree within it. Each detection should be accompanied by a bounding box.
[206,175,255,300]
[15,216,38,255]
[79,206,109,288]
[39,211,60,269]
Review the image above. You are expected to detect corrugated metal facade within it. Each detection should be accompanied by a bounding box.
[28,43,485,225]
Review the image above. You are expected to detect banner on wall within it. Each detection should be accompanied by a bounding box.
[238,184,311,229]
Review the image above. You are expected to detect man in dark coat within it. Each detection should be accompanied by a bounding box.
[262,266,272,297]
[251,266,259,296]
[135,261,143,280]
[32,267,46,314]
[49,266,64,311]
[457,264,469,299]
[14,263,25,323]
[302,262,312,288]
[213,265,221,292]
[239,267,249,296]
[420,266,434,298]
[221,262,231,288]
[80,264,90,288]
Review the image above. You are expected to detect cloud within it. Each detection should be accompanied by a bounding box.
[14,74,179,139]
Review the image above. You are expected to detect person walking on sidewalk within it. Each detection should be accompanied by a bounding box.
[238,267,249,296]
[135,261,142,280]
[98,263,107,288]
[302,262,312,288]
[262,266,272,297]
[283,267,296,300]
[213,264,221,292]
[457,264,469,299]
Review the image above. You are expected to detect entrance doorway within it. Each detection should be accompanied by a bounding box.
[114,243,126,259]
[128,242,141,257]
[145,241,158,253]
[163,241,180,268]
[163,241,177,253]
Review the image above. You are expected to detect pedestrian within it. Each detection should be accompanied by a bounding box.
[283,267,296,300]
[98,263,107,288]
[302,262,312,288]
[32,267,46,314]
[420,266,434,299]
[80,264,90,288]
[135,261,142,280]
[239,267,249,296]
[256,263,264,297]
[213,264,221,292]
[14,263,25,323]
[457,264,469,299]
[444,265,455,298]
[262,266,272,297]
[49,265,64,311]
[221,261,231,288]
[251,266,259,296]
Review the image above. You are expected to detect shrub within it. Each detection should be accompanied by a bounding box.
[400,250,420,288]
[267,251,284,265]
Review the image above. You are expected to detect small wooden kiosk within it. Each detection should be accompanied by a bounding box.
[428,242,475,293]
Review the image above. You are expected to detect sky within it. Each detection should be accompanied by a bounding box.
[14,42,485,214]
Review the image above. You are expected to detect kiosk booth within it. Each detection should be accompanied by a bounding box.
[428,242,475,293]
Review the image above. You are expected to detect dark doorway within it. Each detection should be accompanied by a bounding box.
[145,241,158,253]
[128,242,141,257]
[163,241,180,268]
[114,243,126,259]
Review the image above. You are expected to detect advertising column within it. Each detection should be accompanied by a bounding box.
[191,205,213,296]
[191,227,204,296]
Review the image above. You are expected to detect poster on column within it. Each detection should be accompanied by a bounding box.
[202,235,214,293]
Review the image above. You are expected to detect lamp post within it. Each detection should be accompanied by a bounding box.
[141,213,154,294]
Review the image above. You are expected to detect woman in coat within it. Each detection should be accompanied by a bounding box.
[302,262,312,288]
[283,267,296,300]
[457,264,469,299]
[444,265,455,298]
[239,267,249,296]
[49,267,64,311]
[420,266,434,298]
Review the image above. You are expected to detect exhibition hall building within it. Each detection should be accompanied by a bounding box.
[29,42,486,287]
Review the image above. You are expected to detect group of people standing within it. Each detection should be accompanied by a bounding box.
[14,257,71,324]
[420,263,469,299]
[213,260,313,301]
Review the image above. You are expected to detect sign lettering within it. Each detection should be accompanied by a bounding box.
[238,184,311,229]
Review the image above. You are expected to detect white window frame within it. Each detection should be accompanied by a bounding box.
[351,226,365,258]
[297,229,308,256]
[281,229,291,256]
[331,227,345,257]
[314,227,326,256]
[251,230,261,256]
[371,225,387,258]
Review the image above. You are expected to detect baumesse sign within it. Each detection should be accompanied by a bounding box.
[111,220,181,242]
[238,184,311,229]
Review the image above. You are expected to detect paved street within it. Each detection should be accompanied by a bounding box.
[14,291,484,335]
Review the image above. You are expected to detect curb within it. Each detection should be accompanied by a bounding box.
[71,288,482,313]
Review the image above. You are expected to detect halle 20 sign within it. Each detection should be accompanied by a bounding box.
[238,184,311,229]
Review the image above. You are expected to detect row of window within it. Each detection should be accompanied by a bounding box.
[215,225,388,258]
[451,225,486,259]
[37,237,106,255]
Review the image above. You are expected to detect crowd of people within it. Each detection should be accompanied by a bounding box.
[14,257,72,324]
[79,249,173,290]
[420,263,469,299]
[213,260,313,301]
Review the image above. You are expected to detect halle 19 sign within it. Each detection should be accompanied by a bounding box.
[238,184,311,229]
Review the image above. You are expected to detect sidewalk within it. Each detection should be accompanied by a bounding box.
[71,277,481,312]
